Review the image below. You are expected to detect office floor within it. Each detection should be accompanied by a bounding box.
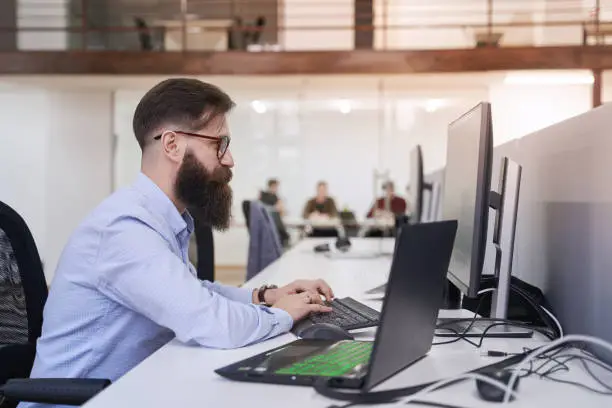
[215,266,246,287]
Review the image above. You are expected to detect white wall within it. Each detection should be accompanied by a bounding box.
[0,89,49,254]
[489,80,592,145]
[0,86,113,282]
[44,91,113,278]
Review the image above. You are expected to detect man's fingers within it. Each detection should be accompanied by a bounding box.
[307,291,325,305]
[316,279,335,300]
[308,304,332,313]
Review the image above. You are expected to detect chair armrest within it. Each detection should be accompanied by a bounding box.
[0,378,110,406]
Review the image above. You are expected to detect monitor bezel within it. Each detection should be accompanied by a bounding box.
[444,102,493,298]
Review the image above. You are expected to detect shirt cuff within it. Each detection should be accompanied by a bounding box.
[268,307,294,333]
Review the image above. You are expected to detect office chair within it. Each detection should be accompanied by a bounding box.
[194,219,215,282]
[0,201,109,408]
[242,200,251,234]
[251,16,266,44]
[134,17,153,51]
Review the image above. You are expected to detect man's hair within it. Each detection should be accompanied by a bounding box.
[132,78,235,150]
[383,181,395,190]
[267,178,279,188]
[317,181,327,188]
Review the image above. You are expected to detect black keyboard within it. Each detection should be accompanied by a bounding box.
[299,297,381,331]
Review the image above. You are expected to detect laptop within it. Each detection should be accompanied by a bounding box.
[215,220,458,390]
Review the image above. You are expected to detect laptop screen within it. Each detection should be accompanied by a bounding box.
[364,221,457,390]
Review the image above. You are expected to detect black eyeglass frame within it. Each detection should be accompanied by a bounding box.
[153,130,230,159]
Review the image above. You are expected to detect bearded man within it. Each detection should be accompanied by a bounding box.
[23,79,333,408]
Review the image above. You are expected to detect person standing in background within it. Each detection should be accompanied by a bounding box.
[366,181,408,218]
[303,181,338,220]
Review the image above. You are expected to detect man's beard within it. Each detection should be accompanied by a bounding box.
[174,150,233,231]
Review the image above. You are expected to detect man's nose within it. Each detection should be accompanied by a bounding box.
[221,149,234,168]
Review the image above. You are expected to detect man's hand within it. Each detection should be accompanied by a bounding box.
[272,292,332,321]
[264,279,335,305]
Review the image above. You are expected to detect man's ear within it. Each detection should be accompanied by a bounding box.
[161,131,184,163]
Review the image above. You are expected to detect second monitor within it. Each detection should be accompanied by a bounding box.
[438,101,531,338]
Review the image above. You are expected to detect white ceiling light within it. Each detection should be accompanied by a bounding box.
[336,99,352,114]
[250,100,267,114]
[503,72,594,85]
[424,99,447,113]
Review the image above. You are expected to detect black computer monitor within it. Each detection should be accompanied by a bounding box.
[438,102,531,338]
[409,145,424,223]
[441,102,493,299]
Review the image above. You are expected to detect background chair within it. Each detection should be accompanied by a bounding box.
[134,17,153,51]
[246,201,282,281]
[250,16,267,45]
[242,200,251,234]
[0,201,109,407]
[194,219,215,283]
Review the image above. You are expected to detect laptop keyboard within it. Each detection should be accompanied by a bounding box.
[275,341,373,377]
[308,297,380,330]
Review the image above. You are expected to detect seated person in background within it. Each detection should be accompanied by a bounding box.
[259,178,290,247]
[303,181,339,220]
[22,79,333,408]
[366,181,408,219]
[259,178,285,216]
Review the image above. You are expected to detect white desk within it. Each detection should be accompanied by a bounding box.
[83,238,612,408]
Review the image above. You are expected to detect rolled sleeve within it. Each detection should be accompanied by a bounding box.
[96,218,292,349]
[269,307,293,332]
[202,281,253,304]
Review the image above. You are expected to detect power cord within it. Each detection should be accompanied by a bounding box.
[433,291,555,348]
[519,350,612,395]
[315,352,529,406]
[540,305,564,338]
[502,335,612,403]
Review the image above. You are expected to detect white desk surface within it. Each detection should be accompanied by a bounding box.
[83,238,612,408]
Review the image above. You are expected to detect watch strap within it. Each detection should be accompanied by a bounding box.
[257,284,277,305]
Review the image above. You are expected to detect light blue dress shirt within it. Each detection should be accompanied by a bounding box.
[20,173,292,408]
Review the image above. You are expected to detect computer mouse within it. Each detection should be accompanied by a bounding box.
[313,243,330,253]
[476,369,519,402]
[297,323,354,341]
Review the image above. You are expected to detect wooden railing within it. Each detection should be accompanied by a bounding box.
[2,0,611,51]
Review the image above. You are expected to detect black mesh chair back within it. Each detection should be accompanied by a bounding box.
[0,201,47,406]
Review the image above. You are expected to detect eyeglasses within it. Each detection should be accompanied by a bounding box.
[154,130,231,160]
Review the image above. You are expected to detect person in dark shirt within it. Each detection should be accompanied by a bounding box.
[258,178,289,246]
[303,181,338,219]
[259,178,285,216]
[366,181,408,218]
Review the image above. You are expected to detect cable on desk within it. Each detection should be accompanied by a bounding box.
[540,305,564,338]
[508,284,561,338]
[405,399,470,408]
[314,352,528,405]
[502,335,612,403]
[433,318,554,348]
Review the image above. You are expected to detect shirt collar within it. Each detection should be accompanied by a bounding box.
[133,172,194,237]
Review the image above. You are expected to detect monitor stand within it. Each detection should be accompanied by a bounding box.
[436,157,533,339]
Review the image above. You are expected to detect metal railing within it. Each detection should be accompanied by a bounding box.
[2,0,611,51]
